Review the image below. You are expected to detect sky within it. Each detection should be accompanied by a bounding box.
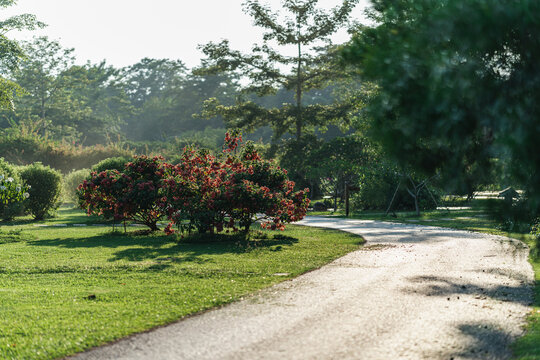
[2,0,370,69]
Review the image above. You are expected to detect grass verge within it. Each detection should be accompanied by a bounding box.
[0,208,363,360]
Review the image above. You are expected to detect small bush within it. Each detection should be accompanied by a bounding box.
[92,157,130,173]
[322,198,334,208]
[486,198,534,232]
[0,158,28,220]
[19,163,62,220]
[62,169,91,204]
[312,202,328,211]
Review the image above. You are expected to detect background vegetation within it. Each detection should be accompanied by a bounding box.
[2,0,540,357]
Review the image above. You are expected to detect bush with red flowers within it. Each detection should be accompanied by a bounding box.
[161,147,226,234]
[78,156,166,231]
[78,134,310,235]
[162,132,310,235]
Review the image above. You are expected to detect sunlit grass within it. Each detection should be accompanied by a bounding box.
[0,208,363,359]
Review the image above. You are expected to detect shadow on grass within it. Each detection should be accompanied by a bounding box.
[111,233,298,263]
[1,215,111,227]
[27,232,172,249]
[27,231,300,264]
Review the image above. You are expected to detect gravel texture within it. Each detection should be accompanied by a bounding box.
[71,217,534,360]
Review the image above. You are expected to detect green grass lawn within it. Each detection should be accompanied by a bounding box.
[314,200,539,359]
[0,208,363,360]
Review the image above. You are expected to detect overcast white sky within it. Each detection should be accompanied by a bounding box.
[3,0,370,69]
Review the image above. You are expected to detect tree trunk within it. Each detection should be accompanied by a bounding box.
[334,183,338,212]
[385,179,402,216]
[414,194,420,216]
[147,221,159,232]
[295,37,303,140]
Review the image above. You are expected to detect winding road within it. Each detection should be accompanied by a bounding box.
[72,217,534,360]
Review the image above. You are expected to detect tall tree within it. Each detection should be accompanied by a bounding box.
[121,58,186,107]
[197,0,360,140]
[10,38,133,143]
[13,37,77,133]
[172,72,239,133]
[67,62,134,144]
[0,0,44,108]
[342,0,540,206]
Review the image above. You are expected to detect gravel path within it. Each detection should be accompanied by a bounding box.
[71,217,534,360]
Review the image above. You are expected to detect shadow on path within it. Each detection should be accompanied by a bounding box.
[403,275,532,306]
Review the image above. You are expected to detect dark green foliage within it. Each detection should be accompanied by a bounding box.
[485,198,534,233]
[306,135,372,198]
[351,162,399,211]
[342,0,540,212]
[278,134,374,201]
[279,135,324,193]
[351,162,440,211]
[92,157,130,173]
[19,163,62,220]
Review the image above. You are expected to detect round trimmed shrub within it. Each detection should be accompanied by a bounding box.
[62,168,90,204]
[20,163,62,220]
[92,157,130,173]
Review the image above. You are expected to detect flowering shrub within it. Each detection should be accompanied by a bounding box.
[78,134,310,235]
[214,139,309,233]
[162,147,224,234]
[162,132,310,235]
[78,156,167,231]
[0,174,30,219]
[0,158,29,220]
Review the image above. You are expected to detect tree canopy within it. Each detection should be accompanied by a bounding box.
[0,1,44,108]
[342,0,540,207]
[197,0,361,140]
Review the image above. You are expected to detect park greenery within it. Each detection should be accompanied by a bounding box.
[1,0,540,358]
[0,208,363,359]
[0,0,526,218]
